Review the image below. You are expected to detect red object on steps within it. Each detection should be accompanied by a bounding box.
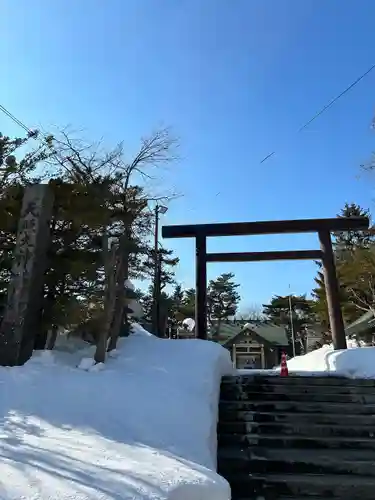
[280,352,289,376]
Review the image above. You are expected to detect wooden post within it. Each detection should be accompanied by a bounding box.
[155,253,162,336]
[162,217,369,349]
[0,184,54,366]
[261,345,265,368]
[153,206,160,335]
[195,234,207,340]
[232,344,237,368]
[319,230,347,350]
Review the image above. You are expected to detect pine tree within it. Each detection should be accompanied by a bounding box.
[169,284,184,323]
[312,202,374,327]
[0,126,179,357]
[207,273,240,337]
[334,203,373,258]
[177,288,196,321]
[0,131,54,316]
[339,245,375,315]
[43,127,178,351]
[262,294,316,351]
[140,247,179,292]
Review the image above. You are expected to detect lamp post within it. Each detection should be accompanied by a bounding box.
[153,204,168,335]
[288,284,296,358]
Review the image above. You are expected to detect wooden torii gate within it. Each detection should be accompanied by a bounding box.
[162,217,370,350]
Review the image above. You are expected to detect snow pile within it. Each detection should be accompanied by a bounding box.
[182,318,195,332]
[237,369,279,375]
[0,324,233,500]
[287,343,375,379]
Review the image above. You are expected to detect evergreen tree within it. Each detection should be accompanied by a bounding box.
[44,127,177,352]
[139,284,173,333]
[0,126,178,357]
[339,245,375,315]
[0,131,54,314]
[262,294,316,351]
[312,203,374,327]
[141,247,179,292]
[169,284,184,323]
[207,273,240,337]
[334,203,373,257]
[177,288,196,321]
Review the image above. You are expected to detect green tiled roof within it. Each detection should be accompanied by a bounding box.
[221,322,289,347]
[244,323,289,346]
[178,321,288,346]
[208,323,241,338]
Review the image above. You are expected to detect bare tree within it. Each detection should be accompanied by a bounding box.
[47,127,179,360]
[340,245,375,315]
[239,304,265,323]
[105,128,179,351]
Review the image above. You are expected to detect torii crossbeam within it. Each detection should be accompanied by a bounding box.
[162,217,370,350]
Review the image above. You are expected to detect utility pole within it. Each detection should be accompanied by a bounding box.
[152,204,168,336]
[288,285,296,358]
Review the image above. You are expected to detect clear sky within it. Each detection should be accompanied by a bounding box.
[2,1,375,310]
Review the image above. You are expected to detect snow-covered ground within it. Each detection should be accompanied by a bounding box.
[236,338,375,379]
[0,324,233,500]
[286,343,375,379]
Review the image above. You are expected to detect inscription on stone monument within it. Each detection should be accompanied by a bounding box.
[0,184,54,365]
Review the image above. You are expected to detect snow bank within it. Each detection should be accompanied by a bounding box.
[0,324,233,500]
[236,369,279,376]
[287,344,375,379]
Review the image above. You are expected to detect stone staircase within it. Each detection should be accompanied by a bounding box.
[218,374,375,499]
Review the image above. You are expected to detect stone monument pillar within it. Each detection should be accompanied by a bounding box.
[0,184,54,365]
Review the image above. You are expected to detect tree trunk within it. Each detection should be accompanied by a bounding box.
[215,318,222,339]
[107,230,131,352]
[94,239,117,363]
[34,307,48,350]
[46,324,58,350]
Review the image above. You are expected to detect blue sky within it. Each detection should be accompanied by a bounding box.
[2,0,375,311]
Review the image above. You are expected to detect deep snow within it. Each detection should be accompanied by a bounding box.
[236,338,375,379]
[0,324,233,500]
[286,343,375,378]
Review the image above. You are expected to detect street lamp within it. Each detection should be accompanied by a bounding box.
[154,205,168,266]
[288,284,296,358]
[153,204,168,335]
[158,205,168,215]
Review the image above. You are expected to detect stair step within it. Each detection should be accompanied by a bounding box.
[218,377,375,499]
[220,390,375,403]
[219,400,375,414]
[218,449,375,476]
[220,410,375,425]
[219,458,375,477]
[221,381,375,395]
[218,433,375,449]
[218,421,375,438]
[227,472,375,499]
[222,374,375,387]
[276,498,349,500]
[218,445,375,462]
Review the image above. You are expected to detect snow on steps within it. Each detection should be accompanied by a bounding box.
[218,374,375,500]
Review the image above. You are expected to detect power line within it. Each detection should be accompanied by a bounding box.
[260,151,275,164]
[0,104,33,135]
[0,102,67,168]
[260,62,375,164]
[298,62,375,132]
